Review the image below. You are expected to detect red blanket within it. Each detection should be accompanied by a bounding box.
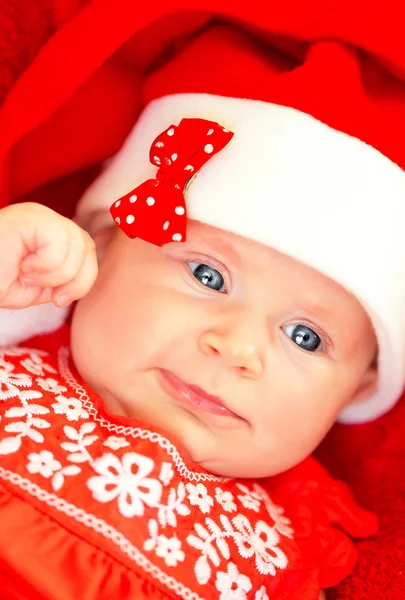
[0,1,404,597]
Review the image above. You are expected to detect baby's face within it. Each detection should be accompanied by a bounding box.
[71,221,377,478]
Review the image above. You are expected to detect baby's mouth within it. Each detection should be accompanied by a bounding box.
[158,369,243,420]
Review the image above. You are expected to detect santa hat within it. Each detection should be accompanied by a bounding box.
[75,23,405,424]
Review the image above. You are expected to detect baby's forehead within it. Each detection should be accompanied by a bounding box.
[186,220,365,305]
[186,219,256,253]
[186,220,299,272]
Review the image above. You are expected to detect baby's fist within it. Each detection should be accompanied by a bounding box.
[0,203,98,310]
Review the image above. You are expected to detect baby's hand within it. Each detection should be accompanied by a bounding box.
[0,203,98,310]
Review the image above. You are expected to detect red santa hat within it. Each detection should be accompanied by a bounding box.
[76,24,405,424]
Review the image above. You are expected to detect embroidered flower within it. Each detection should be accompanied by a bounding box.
[236,483,262,512]
[215,563,252,600]
[233,515,288,576]
[252,483,294,538]
[36,377,67,395]
[155,535,185,567]
[159,461,174,486]
[215,488,237,513]
[0,367,32,401]
[103,436,130,450]
[158,482,190,527]
[87,452,162,517]
[27,450,62,478]
[21,355,56,376]
[52,395,88,421]
[186,483,214,514]
[255,586,269,600]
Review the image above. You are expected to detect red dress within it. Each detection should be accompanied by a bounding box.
[0,326,377,600]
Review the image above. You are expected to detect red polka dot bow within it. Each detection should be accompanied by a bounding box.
[110,118,234,246]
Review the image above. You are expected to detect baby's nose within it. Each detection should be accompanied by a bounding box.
[199,330,264,378]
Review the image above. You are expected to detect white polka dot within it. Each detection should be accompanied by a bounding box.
[184,165,194,172]
[153,156,161,165]
[126,215,135,225]
[223,128,229,133]
[163,221,170,230]
[175,206,185,215]
[155,141,164,148]
[171,153,178,161]
[146,197,155,206]
[115,200,121,208]
[115,217,120,225]
[204,144,214,154]
[167,128,175,136]
[207,129,214,136]
[129,195,137,203]
[172,233,182,242]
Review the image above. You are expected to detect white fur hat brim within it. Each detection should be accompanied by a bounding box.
[76,93,405,423]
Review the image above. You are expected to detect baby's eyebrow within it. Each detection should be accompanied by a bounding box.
[203,237,242,267]
[298,300,336,328]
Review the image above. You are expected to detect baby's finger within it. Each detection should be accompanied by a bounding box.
[21,227,88,289]
[0,283,53,310]
[52,240,98,308]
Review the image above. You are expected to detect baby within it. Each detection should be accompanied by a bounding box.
[0,200,377,480]
[0,188,374,600]
[0,117,382,600]
[1,23,404,600]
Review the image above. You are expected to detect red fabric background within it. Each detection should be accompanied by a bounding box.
[0,1,404,597]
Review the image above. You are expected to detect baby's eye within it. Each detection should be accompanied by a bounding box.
[283,324,322,352]
[187,262,226,292]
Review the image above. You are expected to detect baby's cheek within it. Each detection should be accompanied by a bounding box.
[251,374,342,466]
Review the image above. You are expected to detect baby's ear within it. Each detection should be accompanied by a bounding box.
[347,363,378,407]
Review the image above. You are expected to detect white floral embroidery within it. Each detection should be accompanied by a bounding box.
[144,518,159,551]
[156,535,185,567]
[255,586,269,600]
[0,356,15,372]
[187,510,289,585]
[232,515,288,576]
[4,413,49,439]
[87,452,162,517]
[103,435,130,450]
[0,365,32,401]
[215,563,252,600]
[63,422,96,441]
[0,383,50,454]
[158,482,190,527]
[236,483,261,512]
[26,450,62,478]
[215,488,237,513]
[61,423,98,463]
[159,461,174,486]
[52,395,88,421]
[21,355,56,376]
[186,483,214,514]
[249,483,294,538]
[51,465,82,492]
[36,377,67,395]
[144,519,185,567]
